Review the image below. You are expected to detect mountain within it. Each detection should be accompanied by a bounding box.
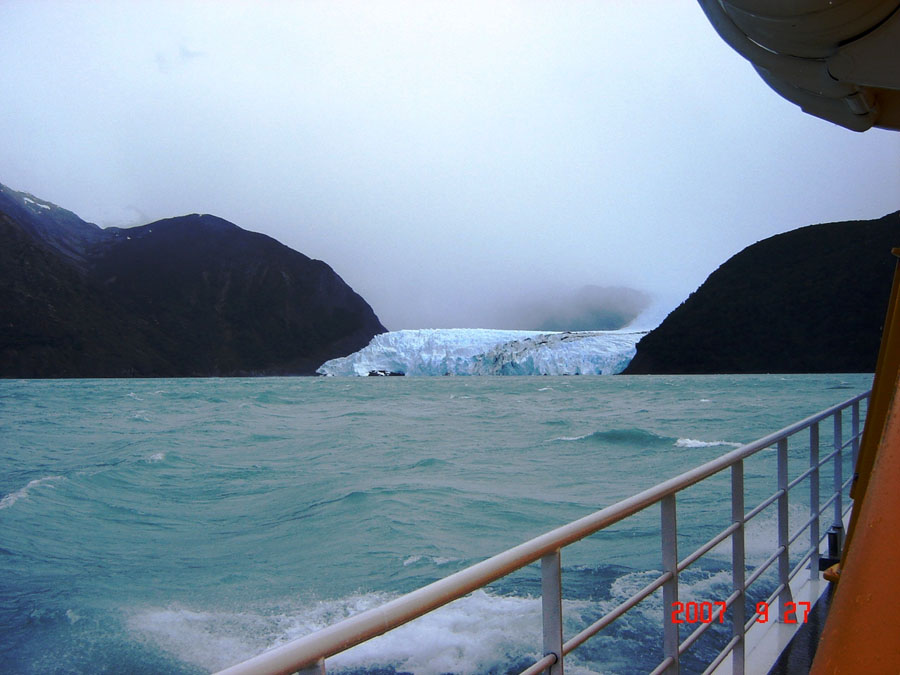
[624,212,900,374]
[0,185,105,266]
[317,328,643,376]
[0,183,386,377]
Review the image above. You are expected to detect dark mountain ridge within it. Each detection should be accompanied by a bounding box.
[0,183,386,377]
[624,212,899,374]
[0,185,104,266]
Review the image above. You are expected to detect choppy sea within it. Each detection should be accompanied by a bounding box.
[0,374,871,674]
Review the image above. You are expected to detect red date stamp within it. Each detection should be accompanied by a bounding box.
[671,600,811,624]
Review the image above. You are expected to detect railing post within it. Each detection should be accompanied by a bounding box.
[297,659,326,675]
[661,494,679,674]
[541,551,564,675]
[731,460,746,675]
[851,400,861,472]
[833,411,843,528]
[809,422,820,580]
[776,439,793,620]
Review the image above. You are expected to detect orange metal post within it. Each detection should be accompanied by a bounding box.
[810,369,900,672]
[811,249,900,672]
[846,249,900,521]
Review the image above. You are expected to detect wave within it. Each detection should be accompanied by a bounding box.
[127,563,737,675]
[675,438,743,449]
[548,430,744,451]
[402,554,456,567]
[548,428,675,446]
[709,500,810,566]
[128,591,557,674]
[0,475,65,510]
[407,457,451,470]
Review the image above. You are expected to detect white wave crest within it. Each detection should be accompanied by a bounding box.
[548,434,590,442]
[402,555,455,567]
[127,605,275,672]
[0,475,64,510]
[128,591,609,675]
[675,438,743,449]
[128,561,748,675]
[329,591,544,673]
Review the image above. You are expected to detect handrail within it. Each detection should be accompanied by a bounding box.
[217,389,869,675]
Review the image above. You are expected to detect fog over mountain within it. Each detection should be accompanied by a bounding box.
[2,2,898,331]
[530,285,651,331]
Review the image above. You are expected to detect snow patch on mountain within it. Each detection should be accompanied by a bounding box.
[23,196,52,210]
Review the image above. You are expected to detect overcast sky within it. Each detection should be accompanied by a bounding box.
[2,1,898,330]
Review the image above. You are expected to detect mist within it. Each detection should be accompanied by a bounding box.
[1,1,898,331]
[459,285,651,332]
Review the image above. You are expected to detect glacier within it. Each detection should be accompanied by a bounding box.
[316,328,645,376]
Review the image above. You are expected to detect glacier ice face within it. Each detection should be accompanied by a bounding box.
[316,328,645,376]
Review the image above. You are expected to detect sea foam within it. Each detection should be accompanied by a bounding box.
[128,592,543,673]
[129,568,738,675]
[127,590,646,674]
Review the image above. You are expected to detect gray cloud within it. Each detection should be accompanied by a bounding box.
[1,1,897,331]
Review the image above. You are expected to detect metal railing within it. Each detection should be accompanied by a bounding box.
[218,390,868,675]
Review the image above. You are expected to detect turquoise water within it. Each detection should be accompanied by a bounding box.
[0,374,870,674]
